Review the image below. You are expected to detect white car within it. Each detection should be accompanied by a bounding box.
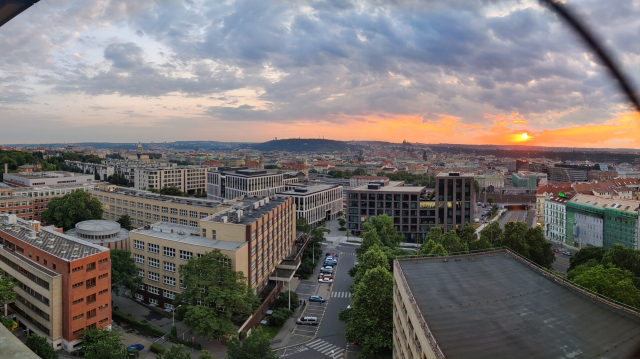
[318,277,333,283]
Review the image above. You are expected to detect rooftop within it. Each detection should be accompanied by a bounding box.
[350,181,424,192]
[4,171,92,179]
[92,186,229,210]
[203,197,290,225]
[397,250,640,358]
[133,222,247,251]
[279,184,341,195]
[0,215,108,261]
[436,172,474,178]
[569,194,640,213]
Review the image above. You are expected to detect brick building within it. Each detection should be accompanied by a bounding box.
[0,215,111,351]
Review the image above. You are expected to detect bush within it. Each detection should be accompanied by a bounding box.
[171,325,178,337]
[274,291,299,312]
[169,334,202,350]
[150,343,165,354]
[268,307,292,327]
[112,310,165,337]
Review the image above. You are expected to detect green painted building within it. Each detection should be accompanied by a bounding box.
[565,194,640,249]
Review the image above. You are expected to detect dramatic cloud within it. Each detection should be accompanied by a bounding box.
[0,0,639,145]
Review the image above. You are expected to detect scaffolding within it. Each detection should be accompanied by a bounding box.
[566,201,639,249]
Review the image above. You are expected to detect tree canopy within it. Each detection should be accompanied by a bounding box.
[340,266,394,358]
[353,245,389,285]
[176,250,258,340]
[296,217,310,233]
[25,334,58,359]
[157,344,191,359]
[41,190,103,230]
[116,214,134,230]
[109,249,143,296]
[458,222,477,244]
[227,327,277,359]
[148,186,188,197]
[569,247,607,271]
[363,215,404,248]
[81,328,127,359]
[570,261,640,308]
[0,276,16,302]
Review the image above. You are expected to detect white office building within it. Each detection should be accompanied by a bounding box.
[279,184,343,226]
[134,166,208,194]
[207,168,297,200]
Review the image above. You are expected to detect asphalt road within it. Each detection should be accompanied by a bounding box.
[277,242,357,358]
[498,210,527,229]
[550,242,579,275]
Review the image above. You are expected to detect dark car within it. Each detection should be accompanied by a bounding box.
[553,248,560,253]
[126,344,145,351]
[309,295,325,303]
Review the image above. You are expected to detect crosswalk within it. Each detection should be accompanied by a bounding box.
[339,252,356,256]
[306,339,346,357]
[331,291,351,298]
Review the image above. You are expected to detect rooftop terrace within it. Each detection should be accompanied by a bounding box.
[396,250,640,358]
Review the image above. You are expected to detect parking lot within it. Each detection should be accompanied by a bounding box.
[291,300,328,337]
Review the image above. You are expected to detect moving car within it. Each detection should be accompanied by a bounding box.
[126,344,145,351]
[321,267,333,274]
[323,261,336,267]
[318,276,333,283]
[296,316,318,325]
[309,296,325,303]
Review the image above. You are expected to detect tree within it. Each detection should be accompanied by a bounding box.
[469,237,492,251]
[157,344,190,359]
[429,244,448,256]
[427,227,443,244]
[159,186,188,197]
[353,245,389,284]
[473,179,480,195]
[570,263,640,308]
[340,266,393,358]
[601,244,640,278]
[356,229,382,257]
[502,222,529,257]
[418,239,436,256]
[41,190,103,230]
[110,249,143,296]
[81,328,127,359]
[363,215,403,248]
[25,333,58,359]
[569,247,607,271]
[525,226,555,268]
[338,218,346,229]
[458,222,477,244]
[273,291,299,312]
[116,214,134,230]
[227,327,277,359]
[480,222,502,247]
[0,276,16,302]
[336,211,344,218]
[296,217,310,233]
[198,351,215,359]
[440,230,468,253]
[176,250,259,340]
[309,227,324,244]
[487,196,494,205]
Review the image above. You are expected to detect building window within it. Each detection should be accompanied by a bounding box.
[86,278,96,288]
[180,210,187,216]
[138,269,144,277]
[179,250,193,260]
[180,280,186,289]
[73,313,84,320]
[162,207,168,213]
[149,298,158,305]
[134,254,144,264]
[148,244,159,254]
[163,276,176,287]
[98,273,108,280]
[87,294,96,304]
[87,309,97,319]
[153,205,159,212]
[179,219,187,226]
[163,262,176,272]
[171,208,177,215]
[164,303,174,310]
[148,258,159,268]
[145,204,151,210]
[138,220,143,226]
[162,216,168,222]
[163,247,175,258]
[189,221,198,228]
[190,211,197,218]
[212,230,216,240]
[148,272,159,282]
[153,214,159,221]
[135,293,144,300]
[171,218,177,224]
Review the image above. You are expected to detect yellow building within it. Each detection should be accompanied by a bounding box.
[129,196,296,309]
[90,184,231,229]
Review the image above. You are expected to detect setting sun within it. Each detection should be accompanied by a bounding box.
[520,133,529,140]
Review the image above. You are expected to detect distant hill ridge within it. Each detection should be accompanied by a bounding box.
[250,139,363,152]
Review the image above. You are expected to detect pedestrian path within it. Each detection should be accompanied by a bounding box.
[331,291,351,298]
[306,339,346,357]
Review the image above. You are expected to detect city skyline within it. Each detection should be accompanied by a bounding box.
[1,0,640,148]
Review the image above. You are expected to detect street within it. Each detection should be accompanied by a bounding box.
[550,241,578,275]
[275,240,357,358]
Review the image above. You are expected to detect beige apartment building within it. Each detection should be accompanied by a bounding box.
[134,166,209,194]
[91,184,230,229]
[129,196,296,309]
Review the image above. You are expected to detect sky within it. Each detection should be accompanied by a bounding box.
[1,0,640,148]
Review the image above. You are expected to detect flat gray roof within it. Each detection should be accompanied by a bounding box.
[279,184,341,195]
[133,222,247,252]
[397,251,640,358]
[350,181,424,192]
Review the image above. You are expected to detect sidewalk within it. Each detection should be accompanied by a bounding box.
[111,293,227,358]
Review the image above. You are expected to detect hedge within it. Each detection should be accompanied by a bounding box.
[168,334,202,350]
[150,343,165,354]
[112,310,166,337]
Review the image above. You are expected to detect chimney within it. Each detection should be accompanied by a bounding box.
[4,163,7,175]
[29,220,40,232]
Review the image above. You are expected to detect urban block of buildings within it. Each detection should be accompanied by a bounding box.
[134,166,209,194]
[0,215,111,351]
[129,196,297,311]
[3,171,95,187]
[393,250,640,358]
[279,184,343,227]
[207,168,298,201]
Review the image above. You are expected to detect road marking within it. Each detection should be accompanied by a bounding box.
[331,291,351,298]
[306,339,346,357]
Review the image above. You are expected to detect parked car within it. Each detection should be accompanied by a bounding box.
[321,267,333,274]
[563,251,571,256]
[309,296,325,303]
[553,248,560,253]
[297,316,318,325]
[318,277,333,283]
[318,274,333,280]
[323,261,336,267]
[126,344,145,351]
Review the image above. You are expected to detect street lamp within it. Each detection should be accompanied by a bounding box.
[172,305,182,327]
